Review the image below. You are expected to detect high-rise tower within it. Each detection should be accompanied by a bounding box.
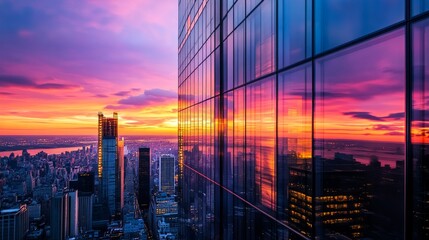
[0,205,29,240]
[117,137,125,211]
[98,112,123,216]
[138,147,150,210]
[159,154,175,195]
[50,192,70,240]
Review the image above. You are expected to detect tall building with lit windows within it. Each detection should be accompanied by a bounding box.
[98,112,123,216]
[178,1,429,239]
[159,154,175,195]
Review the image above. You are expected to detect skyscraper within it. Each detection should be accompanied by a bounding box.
[78,192,94,232]
[138,147,150,210]
[98,112,123,216]
[159,154,175,195]
[118,137,125,212]
[78,171,95,194]
[50,192,70,240]
[68,190,79,237]
[178,1,429,239]
[0,205,29,240]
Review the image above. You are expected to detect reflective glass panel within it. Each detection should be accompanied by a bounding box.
[315,0,404,53]
[234,23,245,87]
[413,0,429,16]
[224,35,234,91]
[315,29,405,239]
[278,0,312,68]
[246,0,275,82]
[278,64,313,238]
[412,18,429,239]
[246,76,276,210]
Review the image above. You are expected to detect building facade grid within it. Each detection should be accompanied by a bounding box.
[178,0,429,239]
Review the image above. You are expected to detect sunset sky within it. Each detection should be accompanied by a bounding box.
[0,0,178,136]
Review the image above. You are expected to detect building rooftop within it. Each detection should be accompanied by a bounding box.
[0,208,20,214]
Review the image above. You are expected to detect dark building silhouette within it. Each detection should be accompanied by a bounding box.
[76,171,95,194]
[78,192,93,232]
[138,148,150,210]
[50,192,70,240]
[159,154,175,195]
[69,180,79,191]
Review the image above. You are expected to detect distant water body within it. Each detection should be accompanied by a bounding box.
[0,146,89,157]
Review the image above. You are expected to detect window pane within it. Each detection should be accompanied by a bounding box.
[246,0,262,15]
[246,0,275,82]
[223,35,234,91]
[315,0,404,53]
[315,29,405,239]
[234,87,245,197]
[234,23,245,87]
[246,76,276,211]
[234,0,245,28]
[278,0,312,68]
[412,18,429,239]
[278,64,313,238]
[413,0,429,16]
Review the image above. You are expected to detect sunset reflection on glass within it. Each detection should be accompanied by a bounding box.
[314,29,405,238]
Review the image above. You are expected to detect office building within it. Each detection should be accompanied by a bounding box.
[27,202,41,220]
[149,192,178,240]
[118,137,125,212]
[69,190,79,237]
[50,192,69,240]
[0,205,29,240]
[78,192,94,232]
[178,1,429,239]
[159,154,175,195]
[98,112,123,216]
[78,171,95,194]
[138,147,151,210]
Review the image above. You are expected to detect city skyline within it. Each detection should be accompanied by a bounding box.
[0,0,178,136]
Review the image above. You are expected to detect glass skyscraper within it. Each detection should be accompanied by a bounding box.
[98,112,124,217]
[159,154,176,195]
[178,1,429,239]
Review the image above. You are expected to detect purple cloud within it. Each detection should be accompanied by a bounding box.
[344,112,406,122]
[372,124,401,131]
[384,112,405,120]
[0,92,14,95]
[36,83,79,89]
[104,88,177,110]
[0,75,79,89]
[343,112,384,121]
[94,94,109,98]
[0,75,34,86]
[118,88,176,106]
[114,91,131,97]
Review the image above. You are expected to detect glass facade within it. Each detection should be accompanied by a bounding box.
[178,1,429,239]
[412,17,429,239]
[98,112,123,217]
